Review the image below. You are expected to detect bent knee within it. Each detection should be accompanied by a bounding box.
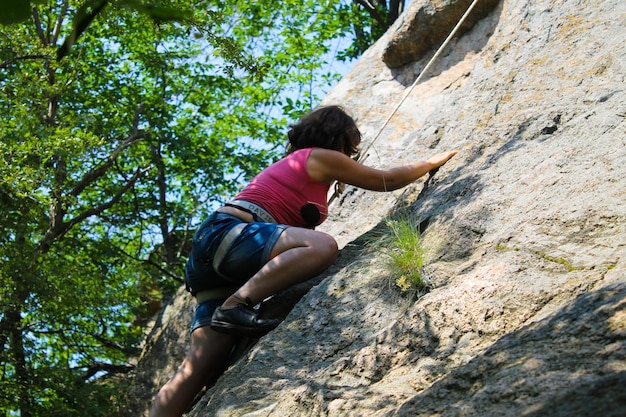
[316,233,338,265]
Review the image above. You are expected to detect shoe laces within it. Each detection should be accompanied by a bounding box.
[244,297,256,310]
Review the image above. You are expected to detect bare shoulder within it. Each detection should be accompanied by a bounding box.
[309,147,345,160]
[307,148,353,182]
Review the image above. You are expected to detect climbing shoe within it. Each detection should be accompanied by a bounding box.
[210,299,280,338]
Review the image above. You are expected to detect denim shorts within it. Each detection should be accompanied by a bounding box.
[190,298,225,333]
[185,212,286,296]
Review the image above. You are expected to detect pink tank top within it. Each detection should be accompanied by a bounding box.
[234,148,331,227]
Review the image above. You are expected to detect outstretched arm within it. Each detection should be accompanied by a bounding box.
[307,148,458,192]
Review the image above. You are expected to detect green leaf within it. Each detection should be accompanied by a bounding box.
[123,0,192,22]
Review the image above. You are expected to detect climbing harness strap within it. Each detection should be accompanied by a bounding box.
[212,200,278,279]
[225,199,277,223]
[212,222,246,279]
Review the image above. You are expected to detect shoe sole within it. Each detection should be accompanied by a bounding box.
[210,320,278,338]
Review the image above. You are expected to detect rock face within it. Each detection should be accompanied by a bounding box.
[382,0,501,68]
[122,0,626,415]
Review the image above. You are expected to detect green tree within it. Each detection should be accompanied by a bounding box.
[0,1,402,416]
[343,0,406,59]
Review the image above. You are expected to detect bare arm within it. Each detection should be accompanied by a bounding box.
[307,148,458,192]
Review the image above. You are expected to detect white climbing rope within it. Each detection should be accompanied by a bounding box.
[329,0,482,204]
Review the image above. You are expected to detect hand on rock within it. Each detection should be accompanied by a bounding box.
[427,150,458,169]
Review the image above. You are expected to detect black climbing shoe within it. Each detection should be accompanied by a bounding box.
[210,299,280,338]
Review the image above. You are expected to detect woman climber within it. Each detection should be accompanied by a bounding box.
[149,105,458,417]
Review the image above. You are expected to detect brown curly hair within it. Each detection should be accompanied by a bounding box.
[287,105,361,157]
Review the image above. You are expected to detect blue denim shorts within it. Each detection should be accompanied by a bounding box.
[185,212,286,296]
[190,298,225,333]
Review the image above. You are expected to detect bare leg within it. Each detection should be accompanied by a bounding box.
[148,327,236,417]
[222,227,338,308]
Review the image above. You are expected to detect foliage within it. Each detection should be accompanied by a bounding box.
[0,1,404,416]
[342,0,406,60]
[382,211,429,294]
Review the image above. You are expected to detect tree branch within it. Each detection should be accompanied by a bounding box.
[113,242,185,283]
[70,105,145,198]
[68,166,150,229]
[69,133,145,198]
[0,54,52,70]
[388,0,404,24]
[31,7,47,45]
[38,105,147,253]
[354,0,388,29]
[151,142,174,263]
[52,0,70,46]
[38,166,150,252]
[80,362,134,382]
[142,256,185,283]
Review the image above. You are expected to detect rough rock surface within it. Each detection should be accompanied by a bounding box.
[121,0,626,415]
[382,0,501,68]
